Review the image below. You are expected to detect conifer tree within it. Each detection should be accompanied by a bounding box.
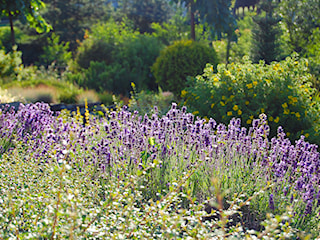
[250,0,281,64]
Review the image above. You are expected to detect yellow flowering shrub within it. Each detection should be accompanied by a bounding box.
[182,55,320,145]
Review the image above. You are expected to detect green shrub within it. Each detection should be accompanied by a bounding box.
[128,83,175,116]
[151,40,219,95]
[182,55,320,145]
[82,61,113,92]
[75,38,113,69]
[38,33,72,69]
[306,28,320,90]
[74,20,139,70]
[0,26,23,52]
[0,47,23,83]
[3,67,83,104]
[78,61,130,95]
[73,20,164,95]
[116,34,164,91]
[97,91,114,106]
[58,89,79,104]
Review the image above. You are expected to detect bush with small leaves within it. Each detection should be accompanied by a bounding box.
[151,39,219,95]
[128,83,175,117]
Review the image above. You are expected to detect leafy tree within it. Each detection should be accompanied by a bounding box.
[306,28,320,90]
[170,0,236,42]
[170,0,196,40]
[0,0,51,47]
[117,0,173,33]
[42,0,112,51]
[277,0,320,54]
[169,0,236,63]
[196,0,236,63]
[196,0,236,39]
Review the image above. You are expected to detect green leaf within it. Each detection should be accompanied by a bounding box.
[148,137,155,146]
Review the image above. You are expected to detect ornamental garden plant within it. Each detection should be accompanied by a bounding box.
[182,55,320,146]
[0,102,319,238]
[151,39,219,95]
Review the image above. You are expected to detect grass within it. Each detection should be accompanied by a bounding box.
[6,84,58,103]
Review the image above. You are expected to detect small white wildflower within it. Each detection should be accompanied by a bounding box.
[62,149,69,155]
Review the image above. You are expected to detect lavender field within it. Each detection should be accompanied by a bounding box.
[0,102,319,239]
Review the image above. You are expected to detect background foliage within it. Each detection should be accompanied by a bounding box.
[69,20,164,95]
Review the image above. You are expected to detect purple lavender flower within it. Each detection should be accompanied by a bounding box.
[305,200,313,215]
[269,194,275,210]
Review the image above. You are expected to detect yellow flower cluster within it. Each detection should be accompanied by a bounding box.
[233,105,239,111]
[284,108,290,115]
[268,116,280,123]
[246,83,253,89]
[246,115,254,125]
[224,70,231,76]
[181,89,188,98]
[288,95,298,105]
[282,102,290,115]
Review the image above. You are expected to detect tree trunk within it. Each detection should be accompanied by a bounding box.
[190,1,195,40]
[9,11,15,47]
